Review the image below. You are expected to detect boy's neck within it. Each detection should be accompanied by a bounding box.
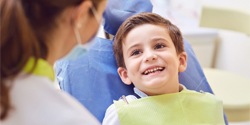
[134,84,185,98]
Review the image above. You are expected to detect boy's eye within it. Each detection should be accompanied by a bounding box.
[131,49,142,56]
[154,43,166,49]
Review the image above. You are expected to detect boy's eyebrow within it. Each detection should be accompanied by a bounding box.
[151,37,169,43]
[126,43,141,54]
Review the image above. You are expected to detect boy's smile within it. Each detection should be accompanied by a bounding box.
[142,66,165,75]
[118,24,187,96]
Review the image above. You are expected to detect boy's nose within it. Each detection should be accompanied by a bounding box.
[144,50,157,62]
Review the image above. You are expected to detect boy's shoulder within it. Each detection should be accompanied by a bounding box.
[183,89,223,104]
[114,95,138,104]
[104,95,138,119]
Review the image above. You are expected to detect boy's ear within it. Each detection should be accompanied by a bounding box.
[117,67,132,85]
[178,52,187,72]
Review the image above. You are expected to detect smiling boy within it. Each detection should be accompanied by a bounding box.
[102,13,225,125]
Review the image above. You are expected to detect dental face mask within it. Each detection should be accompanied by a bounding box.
[59,37,96,61]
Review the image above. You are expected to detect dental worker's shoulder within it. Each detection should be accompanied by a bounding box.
[9,74,100,125]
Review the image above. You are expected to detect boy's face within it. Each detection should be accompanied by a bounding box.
[117,24,187,95]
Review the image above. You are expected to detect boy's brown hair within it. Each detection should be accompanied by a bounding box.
[113,12,184,68]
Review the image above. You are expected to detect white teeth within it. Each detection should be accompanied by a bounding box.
[143,67,163,75]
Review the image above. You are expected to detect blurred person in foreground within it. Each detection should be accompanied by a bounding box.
[0,0,107,125]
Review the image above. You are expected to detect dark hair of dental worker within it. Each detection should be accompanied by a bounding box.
[0,0,106,124]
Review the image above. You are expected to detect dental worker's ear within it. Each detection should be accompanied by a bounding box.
[117,67,132,85]
[178,52,187,72]
[72,1,92,28]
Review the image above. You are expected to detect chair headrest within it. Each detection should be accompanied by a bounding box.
[103,0,153,36]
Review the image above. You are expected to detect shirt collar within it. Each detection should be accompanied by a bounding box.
[23,58,55,81]
[134,84,186,98]
[134,88,148,98]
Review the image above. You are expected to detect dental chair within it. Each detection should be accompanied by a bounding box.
[55,0,228,124]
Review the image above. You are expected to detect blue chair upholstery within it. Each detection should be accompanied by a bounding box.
[103,0,153,35]
[55,0,228,124]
